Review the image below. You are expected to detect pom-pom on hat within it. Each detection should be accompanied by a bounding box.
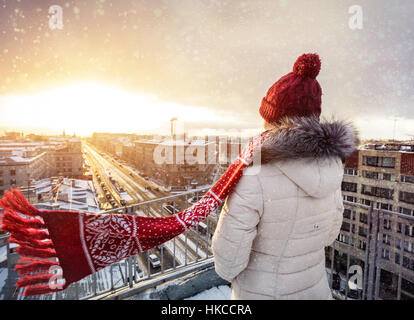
[259,53,322,125]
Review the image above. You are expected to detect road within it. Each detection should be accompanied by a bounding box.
[82,142,215,269]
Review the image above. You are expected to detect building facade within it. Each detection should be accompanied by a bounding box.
[0,152,49,197]
[134,137,217,191]
[337,142,414,297]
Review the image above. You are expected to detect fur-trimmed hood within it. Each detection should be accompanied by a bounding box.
[259,116,360,164]
[250,116,360,198]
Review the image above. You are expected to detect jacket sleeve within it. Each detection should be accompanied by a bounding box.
[212,173,263,282]
[326,188,344,246]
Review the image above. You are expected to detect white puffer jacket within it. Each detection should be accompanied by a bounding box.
[212,117,359,300]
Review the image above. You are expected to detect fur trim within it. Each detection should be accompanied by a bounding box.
[258,116,360,164]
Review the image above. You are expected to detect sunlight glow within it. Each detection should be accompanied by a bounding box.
[0,83,234,136]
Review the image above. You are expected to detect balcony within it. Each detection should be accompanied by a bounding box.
[1,191,414,300]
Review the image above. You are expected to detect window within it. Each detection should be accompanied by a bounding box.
[362,156,395,168]
[10,169,16,176]
[344,209,352,219]
[341,181,358,193]
[344,168,358,176]
[361,184,394,200]
[361,198,372,206]
[345,195,357,203]
[359,226,367,237]
[341,222,351,232]
[0,170,3,176]
[339,234,350,244]
[382,157,395,168]
[383,234,391,245]
[384,219,392,230]
[399,207,413,216]
[362,170,379,179]
[360,213,368,224]
[376,202,393,211]
[399,191,414,205]
[10,179,16,186]
[383,173,392,181]
[381,248,390,260]
[0,180,3,187]
[401,175,414,184]
[358,240,366,251]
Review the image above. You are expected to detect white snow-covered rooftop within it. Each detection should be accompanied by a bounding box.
[135,138,214,147]
[185,285,231,300]
[25,177,100,213]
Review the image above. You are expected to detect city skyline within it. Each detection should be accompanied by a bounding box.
[0,1,413,139]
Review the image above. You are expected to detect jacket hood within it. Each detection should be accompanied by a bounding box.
[259,116,360,164]
[255,116,360,198]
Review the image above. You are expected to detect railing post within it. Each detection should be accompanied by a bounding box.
[367,205,378,300]
[397,223,406,300]
[374,211,384,300]
[329,243,335,290]
[128,205,134,288]
[362,204,372,300]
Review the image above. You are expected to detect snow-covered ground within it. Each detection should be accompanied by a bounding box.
[0,267,8,299]
[185,285,231,300]
[0,246,6,264]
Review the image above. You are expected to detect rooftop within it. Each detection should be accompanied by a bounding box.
[361,142,414,152]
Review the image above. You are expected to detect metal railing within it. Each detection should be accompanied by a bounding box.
[6,186,219,300]
[3,193,414,300]
[327,200,414,300]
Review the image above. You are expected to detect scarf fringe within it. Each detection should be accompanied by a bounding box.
[0,188,68,297]
[16,259,59,276]
[23,284,66,297]
[0,188,41,217]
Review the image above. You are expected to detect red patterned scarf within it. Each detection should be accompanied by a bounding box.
[0,131,268,296]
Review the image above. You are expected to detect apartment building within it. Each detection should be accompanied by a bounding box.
[134,137,217,191]
[51,138,84,178]
[0,136,85,196]
[337,142,414,297]
[0,152,49,197]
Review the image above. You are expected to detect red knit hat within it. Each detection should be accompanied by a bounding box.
[259,53,322,124]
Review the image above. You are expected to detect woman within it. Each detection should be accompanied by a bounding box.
[212,53,359,300]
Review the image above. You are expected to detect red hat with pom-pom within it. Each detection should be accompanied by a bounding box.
[259,53,322,124]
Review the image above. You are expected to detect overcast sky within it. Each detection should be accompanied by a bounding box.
[0,0,413,139]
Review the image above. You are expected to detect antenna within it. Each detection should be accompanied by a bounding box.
[392,118,398,141]
[170,117,178,138]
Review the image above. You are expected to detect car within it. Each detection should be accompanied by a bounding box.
[120,200,126,206]
[162,204,179,215]
[106,194,112,200]
[149,254,161,268]
[135,267,144,279]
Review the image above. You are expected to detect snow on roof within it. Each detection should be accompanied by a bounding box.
[135,138,214,147]
[185,285,231,300]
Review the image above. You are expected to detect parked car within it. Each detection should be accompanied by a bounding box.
[135,267,144,279]
[162,204,180,215]
[120,200,126,206]
[149,254,161,268]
